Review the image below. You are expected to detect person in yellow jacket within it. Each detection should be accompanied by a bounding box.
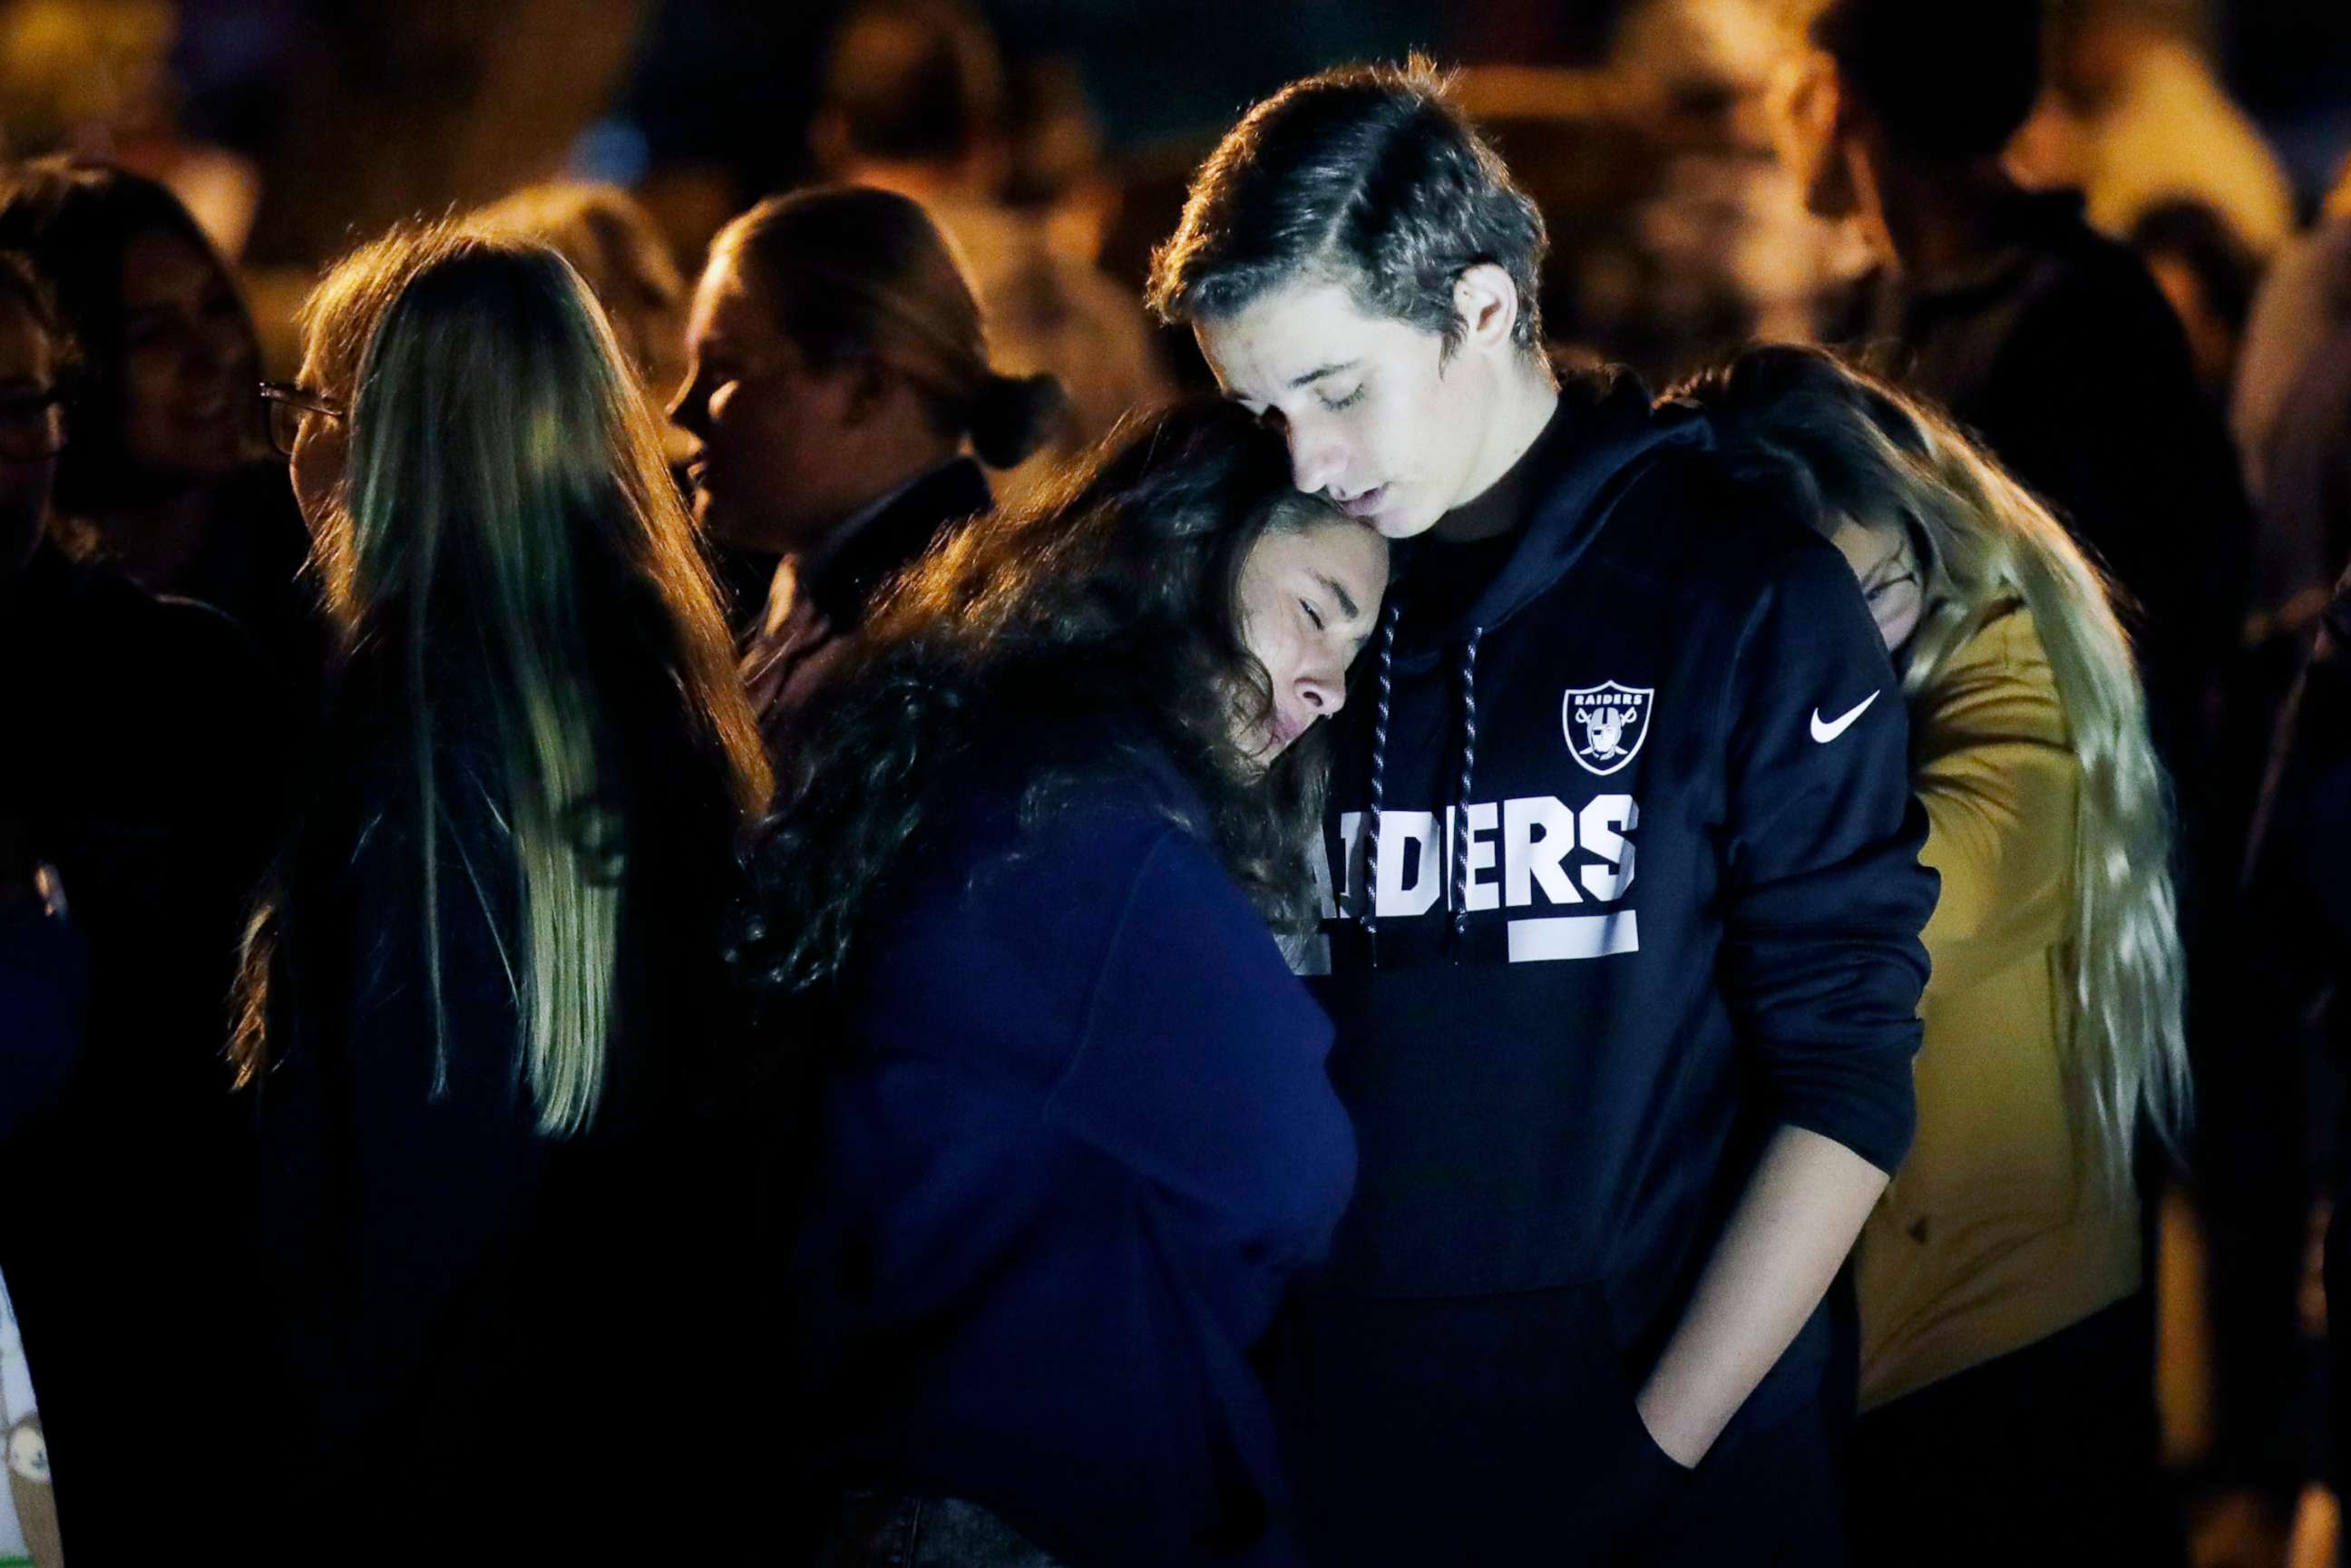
[1678,344,2190,1568]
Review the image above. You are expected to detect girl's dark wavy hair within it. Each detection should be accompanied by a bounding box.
[737,399,1344,1006]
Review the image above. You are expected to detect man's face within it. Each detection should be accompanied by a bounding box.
[1195,278,1503,541]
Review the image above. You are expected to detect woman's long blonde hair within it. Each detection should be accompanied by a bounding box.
[236,223,768,1135]
[1680,345,2189,1192]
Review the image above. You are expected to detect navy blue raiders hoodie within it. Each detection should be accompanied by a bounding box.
[1273,373,1936,1564]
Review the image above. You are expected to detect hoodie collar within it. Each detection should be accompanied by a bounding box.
[1390,368,1711,667]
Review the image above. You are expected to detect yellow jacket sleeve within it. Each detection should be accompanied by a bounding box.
[1909,608,2078,997]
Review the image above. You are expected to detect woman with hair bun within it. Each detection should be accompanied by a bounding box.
[669,183,1067,757]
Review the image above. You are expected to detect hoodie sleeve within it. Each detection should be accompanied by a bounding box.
[1043,826,1357,1267]
[1908,611,2076,995]
[1718,541,1936,1175]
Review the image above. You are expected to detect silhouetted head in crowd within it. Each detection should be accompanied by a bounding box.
[0,159,260,521]
[809,0,1008,193]
[2044,0,2207,116]
[2131,199,2260,399]
[669,184,1064,558]
[471,181,691,424]
[1147,58,1556,541]
[241,221,769,1130]
[0,251,71,585]
[1768,0,2042,225]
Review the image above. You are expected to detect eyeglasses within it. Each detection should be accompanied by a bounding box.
[1858,520,1929,606]
[0,386,66,463]
[258,381,344,459]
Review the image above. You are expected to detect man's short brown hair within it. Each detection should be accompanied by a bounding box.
[1146,58,1547,350]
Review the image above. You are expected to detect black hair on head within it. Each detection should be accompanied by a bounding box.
[1812,0,2043,162]
[1147,56,1547,350]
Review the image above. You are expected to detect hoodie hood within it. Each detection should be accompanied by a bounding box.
[1389,370,1712,672]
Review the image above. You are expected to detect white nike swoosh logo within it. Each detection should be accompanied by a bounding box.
[1810,691,1880,744]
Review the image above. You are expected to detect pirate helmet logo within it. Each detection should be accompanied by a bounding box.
[1563,681,1655,776]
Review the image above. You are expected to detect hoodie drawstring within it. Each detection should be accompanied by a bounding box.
[1450,628,1484,957]
[1358,601,1403,968]
[1356,609,1486,967]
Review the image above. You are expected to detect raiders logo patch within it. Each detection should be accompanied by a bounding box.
[1563,681,1654,776]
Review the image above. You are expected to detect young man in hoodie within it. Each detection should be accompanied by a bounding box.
[1148,62,1937,1564]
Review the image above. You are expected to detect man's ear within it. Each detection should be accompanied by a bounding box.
[1451,264,1522,355]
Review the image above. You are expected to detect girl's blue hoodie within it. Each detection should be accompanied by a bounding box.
[788,730,1357,1566]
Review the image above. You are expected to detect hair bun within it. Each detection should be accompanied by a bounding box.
[968,369,1069,469]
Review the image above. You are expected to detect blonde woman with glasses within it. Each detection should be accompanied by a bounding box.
[1678,344,2190,1568]
[239,223,771,1561]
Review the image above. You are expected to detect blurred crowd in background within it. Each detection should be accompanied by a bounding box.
[3,0,2351,1563]
[15,0,2349,403]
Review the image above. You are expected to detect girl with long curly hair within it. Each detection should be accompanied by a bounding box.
[743,401,1386,1567]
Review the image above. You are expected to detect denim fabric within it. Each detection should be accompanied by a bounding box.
[814,1489,1066,1568]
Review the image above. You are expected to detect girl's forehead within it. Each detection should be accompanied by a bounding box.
[1254,512,1389,583]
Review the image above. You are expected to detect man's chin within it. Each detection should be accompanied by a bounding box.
[1370,500,1441,541]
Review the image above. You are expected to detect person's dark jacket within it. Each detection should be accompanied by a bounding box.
[247,662,762,1562]
[1837,189,2253,779]
[0,895,83,1149]
[0,540,282,1557]
[57,461,328,734]
[171,463,328,707]
[1276,374,1936,1566]
[787,726,1356,1568]
[2243,566,2351,991]
[2218,560,2351,1509]
[744,456,992,761]
[2249,321,2351,646]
